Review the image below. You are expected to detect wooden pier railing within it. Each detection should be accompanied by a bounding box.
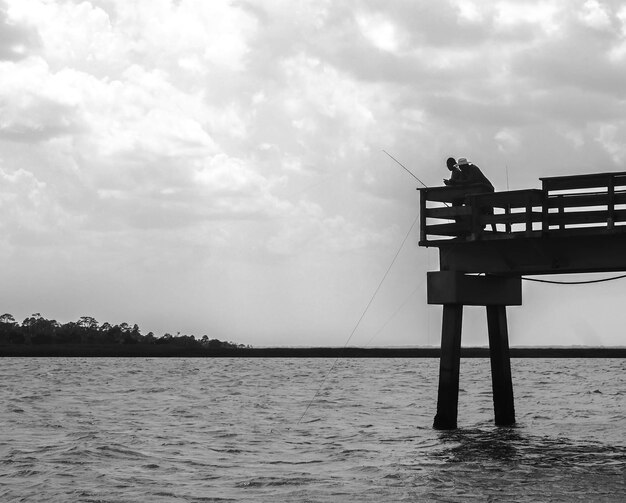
[419,171,626,246]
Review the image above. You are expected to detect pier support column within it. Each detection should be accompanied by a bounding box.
[433,304,463,430]
[427,272,521,429]
[486,305,515,426]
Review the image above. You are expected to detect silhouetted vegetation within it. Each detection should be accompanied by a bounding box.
[0,312,245,355]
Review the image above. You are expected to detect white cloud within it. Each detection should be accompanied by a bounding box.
[454,0,484,23]
[494,128,521,152]
[557,126,586,149]
[7,0,119,69]
[494,1,561,35]
[265,200,393,256]
[0,163,78,251]
[578,0,612,29]
[356,12,402,53]
[0,0,40,61]
[0,58,85,140]
[116,0,256,72]
[594,121,626,163]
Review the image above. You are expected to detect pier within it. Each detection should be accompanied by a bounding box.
[419,171,626,429]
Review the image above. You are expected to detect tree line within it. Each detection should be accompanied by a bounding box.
[0,313,245,349]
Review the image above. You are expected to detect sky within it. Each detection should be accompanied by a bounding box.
[1,0,626,347]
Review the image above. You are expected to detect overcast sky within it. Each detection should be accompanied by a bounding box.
[1,0,626,347]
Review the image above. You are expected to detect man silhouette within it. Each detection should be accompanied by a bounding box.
[451,157,494,192]
[443,157,462,186]
[444,157,496,233]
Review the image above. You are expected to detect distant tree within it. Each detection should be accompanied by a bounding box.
[122,332,137,344]
[0,313,21,344]
[0,313,17,326]
[174,334,198,347]
[22,313,42,327]
[20,314,59,344]
[107,325,124,344]
[77,316,99,330]
[155,333,173,345]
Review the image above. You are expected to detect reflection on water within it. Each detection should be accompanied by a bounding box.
[422,427,626,502]
[434,426,626,466]
[0,357,624,502]
[436,427,523,463]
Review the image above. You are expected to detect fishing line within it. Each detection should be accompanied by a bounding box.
[362,240,462,347]
[295,211,421,425]
[363,283,421,348]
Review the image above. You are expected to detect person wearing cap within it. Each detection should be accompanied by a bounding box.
[444,157,496,232]
[446,157,494,192]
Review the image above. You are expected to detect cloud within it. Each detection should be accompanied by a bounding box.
[0,0,40,61]
[0,58,87,141]
[0,163,77,254]
[594,121,626,164]
[265,199,395,256]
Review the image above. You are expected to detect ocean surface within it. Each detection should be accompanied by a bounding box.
[0,357,624,502]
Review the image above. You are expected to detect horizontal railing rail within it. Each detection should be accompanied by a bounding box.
[542,171,626,232]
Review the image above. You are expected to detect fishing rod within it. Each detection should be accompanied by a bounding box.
[382,150,429,188]
[383,150,450,207]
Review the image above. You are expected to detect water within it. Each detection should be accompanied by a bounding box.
[0,357,624,502]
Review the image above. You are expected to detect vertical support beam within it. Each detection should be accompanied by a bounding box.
[525,195,533,236]
[608,176,615,229]
[469,196,482,239]
[505,204,511,234]
[419,189,427,244]
[542,184,549,233]
[486,305,515,426]
[433,304,463,430]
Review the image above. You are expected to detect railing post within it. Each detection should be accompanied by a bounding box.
[505,204,511,234]
[557,195,565,230]
[420,189,427,244]
[525,195,533,236]
[608,176,615,230]
[541,181,550,233]
[469,195,481,239]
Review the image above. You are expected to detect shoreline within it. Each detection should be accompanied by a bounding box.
[1,344,625,358]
